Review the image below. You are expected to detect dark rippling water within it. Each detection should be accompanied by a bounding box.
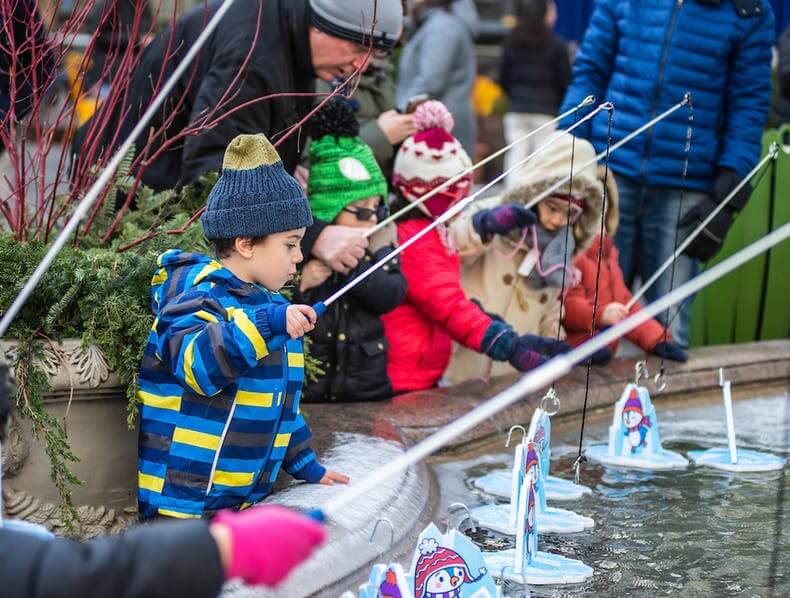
[432,393,790,597]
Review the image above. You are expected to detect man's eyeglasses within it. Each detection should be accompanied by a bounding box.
[343,204,388,222]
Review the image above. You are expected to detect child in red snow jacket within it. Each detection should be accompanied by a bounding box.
[564,174,688,362]
[382,101,567,393]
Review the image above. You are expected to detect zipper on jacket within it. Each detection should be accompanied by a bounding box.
[206,398,237,495]
[638,0,684,183]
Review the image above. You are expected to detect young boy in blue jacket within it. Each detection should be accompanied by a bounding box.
[137,133,348,520]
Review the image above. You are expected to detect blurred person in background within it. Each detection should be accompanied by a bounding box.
[499,0,570,186]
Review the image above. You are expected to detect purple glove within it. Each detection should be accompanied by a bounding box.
[472,204,536,242]
[214,505,326,587]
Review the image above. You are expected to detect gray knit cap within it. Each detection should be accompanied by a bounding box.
[309,0,403,52]
[201,134,313,240]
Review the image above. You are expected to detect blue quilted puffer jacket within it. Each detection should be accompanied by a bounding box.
[560,0,774,192]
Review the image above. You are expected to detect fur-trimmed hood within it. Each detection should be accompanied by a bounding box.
[502,132,605,252]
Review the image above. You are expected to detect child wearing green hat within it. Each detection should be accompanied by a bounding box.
[136,133,348,520]
[296,99,407,402]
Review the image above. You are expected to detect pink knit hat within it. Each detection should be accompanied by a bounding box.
[392,101,473,219]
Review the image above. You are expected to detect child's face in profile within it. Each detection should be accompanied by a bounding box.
[245,228,306,292]
[333,196,381,229]
[535,197,582,233]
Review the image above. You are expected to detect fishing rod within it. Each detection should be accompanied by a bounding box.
[0,0,239,339]
[316,221,790,520]
[625,143,780,309]
[364,95,597,238]
[281,103,610,337]
[523,93,693,210]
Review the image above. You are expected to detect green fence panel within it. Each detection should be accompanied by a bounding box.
[759,125,790,340]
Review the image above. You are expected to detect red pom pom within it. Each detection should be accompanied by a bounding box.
[413,100,454,133]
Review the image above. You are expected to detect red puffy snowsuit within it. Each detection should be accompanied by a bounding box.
[381,218,494,393]
[564,234,670,353]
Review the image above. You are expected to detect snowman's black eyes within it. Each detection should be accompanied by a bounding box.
[439,575,445,582]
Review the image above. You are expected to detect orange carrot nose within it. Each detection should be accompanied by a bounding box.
[451,576,459,585]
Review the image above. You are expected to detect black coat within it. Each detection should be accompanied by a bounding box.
[0,520,224,598]
[73,0,315,191]
[499,32,571,115]
[296,247,407,402]
[772,25,790,125]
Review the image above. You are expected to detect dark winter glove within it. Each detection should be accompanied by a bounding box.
[481,321,547,372]
[472,204,536,242]
[679,169,748,262]
[652,341,688,363]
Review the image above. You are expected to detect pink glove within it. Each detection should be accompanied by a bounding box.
[214,505,326,586]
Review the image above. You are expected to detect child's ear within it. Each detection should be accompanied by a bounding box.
[234,237,255,258]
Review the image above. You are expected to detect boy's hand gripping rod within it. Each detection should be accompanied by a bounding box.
[268,102,613,352]
[0,0,240,339]
[523,93,693,211]
[306,221,790,522]
[363,95,597,238]
[625,143,780,309]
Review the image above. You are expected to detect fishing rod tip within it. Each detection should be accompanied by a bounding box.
[600,101,615,111]
[768,142,780,159]
[580,95,596,107]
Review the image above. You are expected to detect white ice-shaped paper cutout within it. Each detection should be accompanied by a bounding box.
[408,523,498,598]
[483,468,593,585]
[473,407,591,501]
[586,383,688,470]
[472,437,593,535]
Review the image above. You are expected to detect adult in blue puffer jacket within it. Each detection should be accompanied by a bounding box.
[559,0,774,347]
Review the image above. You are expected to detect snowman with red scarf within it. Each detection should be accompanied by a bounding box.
[413,538,487,598]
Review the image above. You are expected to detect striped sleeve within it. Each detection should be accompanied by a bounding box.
[282,415,325,483]
[154,290,286,397]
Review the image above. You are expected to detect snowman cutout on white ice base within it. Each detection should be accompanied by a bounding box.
[473,389,591,502]
[482,461,594,585]
[687,368,786,472]
[470,433,594,535]
[586,364,688,470]
[408,522,500,598]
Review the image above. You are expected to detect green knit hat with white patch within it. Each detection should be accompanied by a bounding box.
[307,99,388,223]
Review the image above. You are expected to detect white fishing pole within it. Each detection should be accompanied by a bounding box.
[318,221,790,519]
[625,143,779,309]
[364,95,597,237]
[311,102,612,316]
[524,93,692,210]
[0,0,239,339]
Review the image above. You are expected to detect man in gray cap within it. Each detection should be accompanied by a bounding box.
[72,0,402,271]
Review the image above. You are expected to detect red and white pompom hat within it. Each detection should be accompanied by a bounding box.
[392,100,473,219]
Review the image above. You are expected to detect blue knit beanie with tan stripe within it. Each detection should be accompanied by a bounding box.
[201,134,313,240]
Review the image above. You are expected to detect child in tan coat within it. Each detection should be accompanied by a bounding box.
[446,132,606,384]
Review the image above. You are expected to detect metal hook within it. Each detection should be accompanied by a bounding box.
[653,367,667,393]
[505,425,527,448]
[573,453,587,485]
[539,387,560,417]
[497,564,513,586]
[446,502,476,533]
[634,361,649,385]
[369,518,395,553]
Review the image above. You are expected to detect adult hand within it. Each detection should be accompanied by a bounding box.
[600,302,629,326]
[299,260,333,292]
[211,505,326,587]
[367,222,398,254]
[286,305,317,339]
[679,169,749,263]
[294,165,310,191]
[377,109,417,145]
[471,204,536,242]
[311,225,369,274]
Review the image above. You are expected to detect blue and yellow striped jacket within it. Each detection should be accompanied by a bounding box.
[137,250,324,519]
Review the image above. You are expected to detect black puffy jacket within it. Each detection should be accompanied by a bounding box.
[0,520,224,598]
[499,32,571,116]
[72,0,315,191]
[296,247,407,402]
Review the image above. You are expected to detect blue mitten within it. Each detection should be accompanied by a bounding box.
[472,204,536,242]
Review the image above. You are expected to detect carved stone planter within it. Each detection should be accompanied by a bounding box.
[1,339,138,538]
